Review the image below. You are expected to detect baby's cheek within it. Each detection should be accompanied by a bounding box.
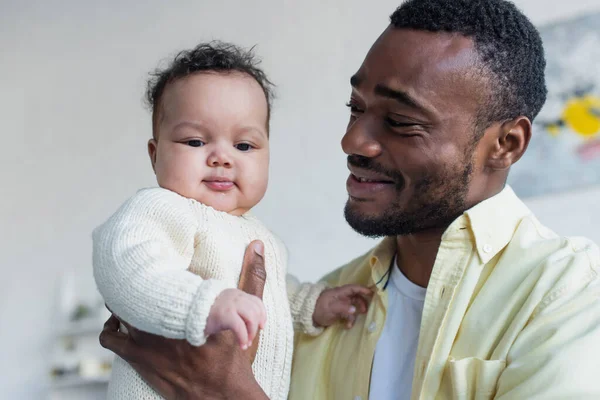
[240,169,268,205]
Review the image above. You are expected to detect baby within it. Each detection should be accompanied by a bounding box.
[93,41,371,399]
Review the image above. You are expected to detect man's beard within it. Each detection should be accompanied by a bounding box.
[344,153,474,238]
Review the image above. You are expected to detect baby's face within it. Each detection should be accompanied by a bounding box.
[149,72,269,215]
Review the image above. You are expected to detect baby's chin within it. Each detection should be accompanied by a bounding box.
[192,192,254,216]
[158,183,259,216]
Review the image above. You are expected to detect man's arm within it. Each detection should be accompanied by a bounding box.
[99,241,269,400]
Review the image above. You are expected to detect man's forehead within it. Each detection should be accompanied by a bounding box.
[354,27,483,115]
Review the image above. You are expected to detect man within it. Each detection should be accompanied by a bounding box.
[100,0,600,398]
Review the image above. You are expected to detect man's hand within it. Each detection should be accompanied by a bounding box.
[99,241,269,399]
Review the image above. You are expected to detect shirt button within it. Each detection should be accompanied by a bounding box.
[483,244,492,253]
[367,322,377,333]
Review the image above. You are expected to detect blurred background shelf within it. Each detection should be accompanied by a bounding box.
[51,374,110,389]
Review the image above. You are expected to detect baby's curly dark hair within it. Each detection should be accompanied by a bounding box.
[146,41,274,138]
[391,0,547,134]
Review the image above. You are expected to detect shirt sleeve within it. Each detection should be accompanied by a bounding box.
[494,245,600,399]
[92,188,231,346]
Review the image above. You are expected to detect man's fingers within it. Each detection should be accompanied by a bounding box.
[113,314,136,335]
[110,312,141,340]
[238,240,267,363]
[239,240,267,299]
[99,315,133,361]
[103,313,120,332]
[128,363,177,400]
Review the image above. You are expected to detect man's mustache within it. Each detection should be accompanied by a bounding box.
[347,155,404,185]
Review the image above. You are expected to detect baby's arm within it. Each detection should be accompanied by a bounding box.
[286,275,329,335]
[287,275,372,335]
[312,284,373,330]
[93,188,261,347]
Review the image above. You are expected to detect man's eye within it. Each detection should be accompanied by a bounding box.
[235,143,253,152]
[386,118,417,128]
[187,140,205,147]
[345,102,363,114]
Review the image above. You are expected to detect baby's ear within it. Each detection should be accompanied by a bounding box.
[147,139,158,173]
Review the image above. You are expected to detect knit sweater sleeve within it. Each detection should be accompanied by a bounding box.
[286,274,329,336]
[92,188,231,346]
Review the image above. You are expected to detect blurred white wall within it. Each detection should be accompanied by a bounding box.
[1,0,599,398]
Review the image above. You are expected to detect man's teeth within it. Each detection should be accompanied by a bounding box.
[358,177,380,183]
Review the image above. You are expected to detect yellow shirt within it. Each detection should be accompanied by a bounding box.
[290,186,600,399]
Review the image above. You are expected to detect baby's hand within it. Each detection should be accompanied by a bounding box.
[205,288,267,349]
[313,284,373,329]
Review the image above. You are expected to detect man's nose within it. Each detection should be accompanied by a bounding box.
[341,115,382,158]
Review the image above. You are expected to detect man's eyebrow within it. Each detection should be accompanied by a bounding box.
[374,84,426,112]
[350,74,430,114]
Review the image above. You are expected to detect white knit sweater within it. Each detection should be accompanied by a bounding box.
[93,188,327,400]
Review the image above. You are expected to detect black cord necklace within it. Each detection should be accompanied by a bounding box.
[374,258,395,291]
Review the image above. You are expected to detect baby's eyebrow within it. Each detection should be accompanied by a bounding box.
[237,126,268,138]
[172,121,206,132]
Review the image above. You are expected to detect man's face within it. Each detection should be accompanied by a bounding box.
[343,27,490,237]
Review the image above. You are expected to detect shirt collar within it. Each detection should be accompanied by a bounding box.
[367,186,531,284]
[368,237,397,291]
[462,185,532,263]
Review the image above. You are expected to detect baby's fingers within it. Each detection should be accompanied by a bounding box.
[255,297,267,330]
[238,309,260,348]
[229,315,250,350]
[344,313,357,329]
[340,284,373,298]
[329,300,357,320]
[352,295,371,314]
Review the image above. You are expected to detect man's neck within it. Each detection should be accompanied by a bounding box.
[395,229,445,288]
[393,183,508,288]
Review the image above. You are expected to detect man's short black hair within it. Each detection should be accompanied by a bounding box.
[390,0,547,133]
[146,41,274,138]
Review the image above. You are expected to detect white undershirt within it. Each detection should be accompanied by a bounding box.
[369,257,427,400]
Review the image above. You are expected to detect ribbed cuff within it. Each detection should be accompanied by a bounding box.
[297,282,329,336]
[185,279,233,346]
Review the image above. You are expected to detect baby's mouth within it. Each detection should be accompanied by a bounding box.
[203,178,235,191]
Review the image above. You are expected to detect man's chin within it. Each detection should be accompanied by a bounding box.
[344,202,390,238]
[346,195,392,213]
[343,199,437,238]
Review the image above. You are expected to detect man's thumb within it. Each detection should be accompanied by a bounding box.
[238,240,267,299]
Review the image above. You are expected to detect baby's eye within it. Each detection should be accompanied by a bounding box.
[235,143,253,152]
[186,140,205,147]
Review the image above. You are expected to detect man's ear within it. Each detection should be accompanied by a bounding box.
[486,116,532,170]
[148,139,158,173]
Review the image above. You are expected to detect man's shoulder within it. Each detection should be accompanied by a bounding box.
[513,214,599,269]
[507,214,600,311]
